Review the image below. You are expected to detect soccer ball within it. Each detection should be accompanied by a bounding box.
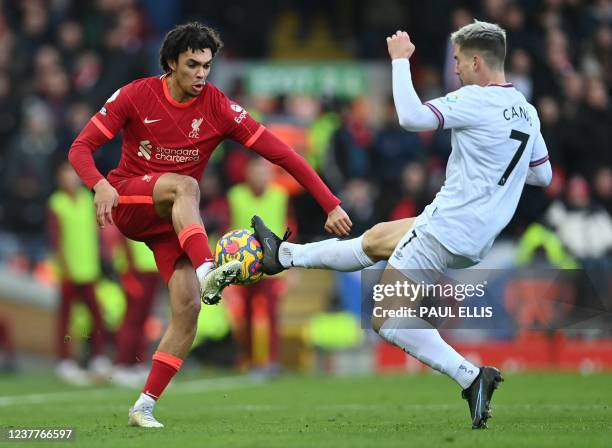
[214,229,264,285]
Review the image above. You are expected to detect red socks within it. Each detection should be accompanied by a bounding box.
[143,351,183,400]
[178,224,213,268]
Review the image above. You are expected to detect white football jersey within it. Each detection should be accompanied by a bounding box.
[423,83,549,261]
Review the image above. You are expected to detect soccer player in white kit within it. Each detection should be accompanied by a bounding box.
[252,21,552,428]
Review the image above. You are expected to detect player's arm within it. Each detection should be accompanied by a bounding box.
[525,133,552,187]
[68,121,119,228]
[387,31,439,132]
[248,129,352,236]
[68,88,130,227]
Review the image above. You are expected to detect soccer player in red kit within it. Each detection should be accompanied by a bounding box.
[68,22,352,428]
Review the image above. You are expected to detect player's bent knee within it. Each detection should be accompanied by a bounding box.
[363,224,387,261]
[371,315,385,333]
[176,176,200,199]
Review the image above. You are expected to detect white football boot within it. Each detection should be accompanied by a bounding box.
[128,403,164,428]
[200,260,241,305]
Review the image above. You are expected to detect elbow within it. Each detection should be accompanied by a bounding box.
[542,163,553,187]
[397,115,417,132]
[531,163,553,187]
[67,145,76,164]
[67,144,78,168]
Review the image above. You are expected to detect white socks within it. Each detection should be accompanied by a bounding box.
[195,261,214,282]
[134,392,156,410]
[279,235,375,272]
[378,317,480,389]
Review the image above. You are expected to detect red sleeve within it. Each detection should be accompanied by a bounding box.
[68,120,111,189]
[67,85,132,189]
[249,129,341,213]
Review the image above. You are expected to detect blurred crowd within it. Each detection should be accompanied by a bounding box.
[0,0,610,275]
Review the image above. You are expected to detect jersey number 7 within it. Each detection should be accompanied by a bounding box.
[498,129,529,186]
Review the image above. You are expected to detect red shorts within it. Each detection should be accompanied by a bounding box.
[111,173,184,284]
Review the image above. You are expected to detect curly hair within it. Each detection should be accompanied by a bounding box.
[159,22,223,73]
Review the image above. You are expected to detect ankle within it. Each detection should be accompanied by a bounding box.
[134,392,156,410]
[278,242,295,268]
[196,261,214,282]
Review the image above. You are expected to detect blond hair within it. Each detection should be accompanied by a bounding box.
[451,20,507,70]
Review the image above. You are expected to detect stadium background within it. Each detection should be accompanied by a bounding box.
[0,0,610,435]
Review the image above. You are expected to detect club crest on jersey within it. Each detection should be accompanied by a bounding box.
[189,117,203,139]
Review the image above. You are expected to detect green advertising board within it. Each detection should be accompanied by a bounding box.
[247,63,368,98]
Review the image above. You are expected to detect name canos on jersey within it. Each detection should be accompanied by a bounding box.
[502,105,533,126]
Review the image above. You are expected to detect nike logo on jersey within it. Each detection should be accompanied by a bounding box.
[144,117,162,124]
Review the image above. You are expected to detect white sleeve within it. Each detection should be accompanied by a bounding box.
[525,133,552,187]
[425,85,483,130]
[391,59,439,131]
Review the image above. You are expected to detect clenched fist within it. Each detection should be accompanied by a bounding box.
[386,31,416,60]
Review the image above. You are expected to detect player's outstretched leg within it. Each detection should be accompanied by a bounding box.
[461,366,504,429]
[251,215,377,273]
[200,259,241,305]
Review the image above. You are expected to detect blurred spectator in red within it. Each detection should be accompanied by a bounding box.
[112,238,160,387]
[325,97,372,190]
[227,157,290,376]
[388,162,428,221]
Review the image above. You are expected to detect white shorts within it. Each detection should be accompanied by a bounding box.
[388,213,476,284]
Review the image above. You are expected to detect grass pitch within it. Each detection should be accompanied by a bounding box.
[0,370,610,447]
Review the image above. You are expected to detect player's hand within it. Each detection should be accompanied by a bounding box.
[325,205,352,237]
[386,31,415,60]
[93,178,119,228]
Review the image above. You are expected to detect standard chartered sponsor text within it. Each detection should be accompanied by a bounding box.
[155,146,200,163]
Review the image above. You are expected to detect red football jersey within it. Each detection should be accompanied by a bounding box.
[89,75,262,185]
[69,75,340,213]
